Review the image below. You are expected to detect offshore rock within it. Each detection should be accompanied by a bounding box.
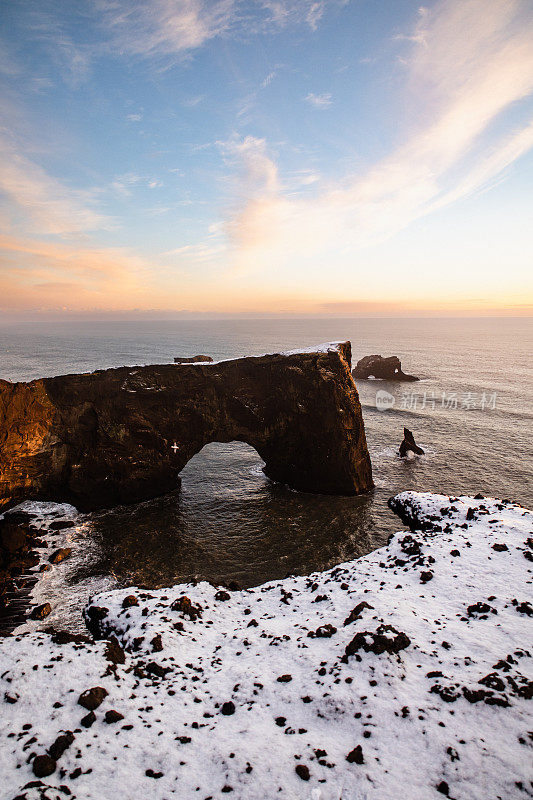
[173,355,213,363]
[352,354,419,382]
[399,428,425,458]
[0,342,372,511]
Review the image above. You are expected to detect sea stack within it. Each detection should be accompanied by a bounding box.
[0,342,373,511]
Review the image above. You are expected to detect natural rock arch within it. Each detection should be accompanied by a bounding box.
[0,342,373,512]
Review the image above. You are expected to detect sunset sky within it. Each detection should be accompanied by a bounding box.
[1,0,532,316]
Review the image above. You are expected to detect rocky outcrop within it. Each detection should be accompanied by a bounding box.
[0,342,373,511]
[173,355,213,363]
[399,428,425,458]
[352,355,418,382]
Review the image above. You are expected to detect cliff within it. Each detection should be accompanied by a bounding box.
[0,342,373,511]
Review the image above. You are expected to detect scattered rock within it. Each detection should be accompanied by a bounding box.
[171,595,202,620]
[78,686,108,711]
[32,755,56,778]
[48,732,74,760]
[221,701,236,716]
[121,595,139,609]
[346,745,364,764]
[345,625,411,657]
[104,710,124,724]
[295,764,310,781]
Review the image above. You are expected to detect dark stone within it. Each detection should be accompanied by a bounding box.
[171,595,202,620]
[151,634,163,652]
[352,354,418,382]
[436,781,449,796]
[345,624,411,657]
[295,764,310,781]
[78,686,108,711]
[145,661,170,677]
[308,623,337,638]
[346,745,364,764]
[221,701,235,715]
[104,709,124,724]
[215,590,231,602]
[0,342,372,512]
[121,595,139,609]
[32,754,56,778]
[105,637,126,664]
[399,428,425,458]
[30,603,52,620]
[277,674,292,682]
[420,571,433,583]
[48,732,74,760]
[492,543,508,552]
[343,602,373,626]
[80,711,96,728]
[48,548,72,564]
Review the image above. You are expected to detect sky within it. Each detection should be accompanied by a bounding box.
[1,0,532,317]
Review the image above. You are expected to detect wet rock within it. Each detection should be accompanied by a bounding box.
[78,686,108,711]
[399,428,425,458]
[29,603,52,621]
[32,754,56,778]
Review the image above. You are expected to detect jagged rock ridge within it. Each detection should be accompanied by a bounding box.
[0,342,373,511]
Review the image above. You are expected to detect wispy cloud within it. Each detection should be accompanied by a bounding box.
[0,132,110,236]
[221,0,533,270]
[305,92,332,108]
[126,112,143,122]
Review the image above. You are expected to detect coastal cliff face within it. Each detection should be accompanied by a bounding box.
[0,342,373,511]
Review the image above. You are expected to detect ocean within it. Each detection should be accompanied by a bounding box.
[1,316,532,632]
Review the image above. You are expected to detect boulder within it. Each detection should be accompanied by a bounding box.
[352,354,419,382]
[173,355,213,363]
[399,428,425,458]
[0,342,372,511]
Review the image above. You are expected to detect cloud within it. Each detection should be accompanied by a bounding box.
[0,234,152,310]
[0,132,110,236]
[126,112,143,122]
[222,0,533,270]
[305,92,332,108]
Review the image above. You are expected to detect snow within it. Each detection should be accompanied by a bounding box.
[172,342,345,366]
[0,492,531,800]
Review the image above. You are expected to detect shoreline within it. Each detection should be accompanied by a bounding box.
[1,491,531,799]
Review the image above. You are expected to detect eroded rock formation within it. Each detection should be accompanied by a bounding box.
[352,354,419,382]
[399,428,425,458]
[0,342,373,511]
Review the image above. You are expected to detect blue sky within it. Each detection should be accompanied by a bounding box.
[1,0,532,315]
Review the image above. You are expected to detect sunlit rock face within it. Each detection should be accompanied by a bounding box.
[0,342,373,511]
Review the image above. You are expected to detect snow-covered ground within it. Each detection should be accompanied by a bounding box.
[0,492,531,800]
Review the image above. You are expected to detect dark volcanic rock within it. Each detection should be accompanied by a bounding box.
[48,548,72,564]
[78,686,108,711]
[173,355,213,363]
[399,428,425,458]
[0,342,372,511]
[352,354,419,382]
[32,754,56,778]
